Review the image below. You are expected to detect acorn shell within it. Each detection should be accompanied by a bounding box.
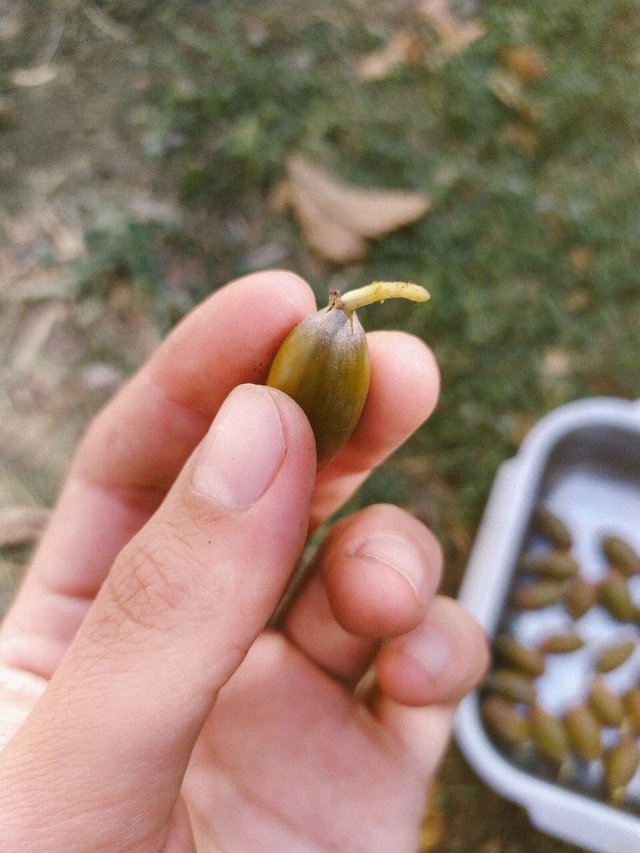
[602,535,640,575]
[485,669,537,705]
[565,577,599,619]
[519,550,579,579]
[595,640,636,674]
[598,570,635,621]
[531,706,571,764]
[539,632,584,654]
[267,303,370,465]
[494,634,545,676]
[481,695,531,746]
[604,735,639,803]
[588,679,625,727]
[533,506,573,549]
[564,704,603,760]
[512,579,569,610]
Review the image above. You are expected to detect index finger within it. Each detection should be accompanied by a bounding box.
[1,270,314,675]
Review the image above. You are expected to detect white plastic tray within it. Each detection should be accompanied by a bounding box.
[455,397,640,853]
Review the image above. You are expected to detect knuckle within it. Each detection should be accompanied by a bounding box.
[101,521,209,634]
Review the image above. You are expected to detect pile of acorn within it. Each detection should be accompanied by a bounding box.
[480,505,640,806]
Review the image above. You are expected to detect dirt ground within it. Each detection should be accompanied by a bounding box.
[0,3,601,850]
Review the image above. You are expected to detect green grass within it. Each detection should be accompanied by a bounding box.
[82,0,640,565]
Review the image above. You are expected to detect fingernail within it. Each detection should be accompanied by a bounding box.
[191,385,285,508]
[354,533,423,596]
[405,625,451,678]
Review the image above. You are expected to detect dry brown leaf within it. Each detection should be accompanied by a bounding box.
[356,30,424,81]
[542,347,572,378]
[285,156,430,262]
[267,180,293,216]
[286,176,367,263]
[565,287,591,312]
[486,68,542,121]
[287,157,430,238]
[0,506,50,548]
[8,302,68,374]
[499,45,547,82]
[38,208,85,262]
[10,64,58,87]
[486,68,524,109]
[418,0,485,54]
[500,122,541,154]
[568,244,595,273]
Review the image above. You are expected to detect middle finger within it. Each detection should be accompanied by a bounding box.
[281,504,443,687]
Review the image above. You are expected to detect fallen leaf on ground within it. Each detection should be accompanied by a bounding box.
[486,68,542,121]
[10,64,58,87]
[542,347,572,378]
[0,507,50,548]
[568,244,595,273]
[284,156,430,263]
[356,30,424,81]
[500,122,541,154]
[417,0,485,54]
[499,46,547,82]
[486,68,524,109]
[267,180,293,216]
[8,302,68,374]
[565,287,590,312]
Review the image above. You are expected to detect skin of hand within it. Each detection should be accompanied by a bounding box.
[0,271,489,853]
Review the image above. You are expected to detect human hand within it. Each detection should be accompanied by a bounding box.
[0,271,489,852]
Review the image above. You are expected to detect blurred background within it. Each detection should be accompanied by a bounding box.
[1,1,638,850]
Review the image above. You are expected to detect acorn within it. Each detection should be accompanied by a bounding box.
[602,535,640,576]
[267,281,429,465]
[565,576,599,619]
[532,506,573,549]
[484,669,537,705]
[538,632,585,654]
[604,734,640,804]
[512,579,569,610]
[481,695,531,747]
[622,687,640,733]
[530,705,572,766]
[564,704,603,761]
[519,550,579,579]
[598,570,635,622]
[588,679,625,728]
[595,640,636,674]
[494,634,545,676]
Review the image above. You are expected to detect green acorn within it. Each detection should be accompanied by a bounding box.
[602,535,640,576]
[494,634,545,676]
[588,679,624,728]
[532,506,573,549]
[519,550,579,579]
[564,704,603,760]
[604,735,639,804]
[481,695,531,747]
[267,281,429,465]
[531,706,572,766]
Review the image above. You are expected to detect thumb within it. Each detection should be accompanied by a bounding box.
[0,385,316,849]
